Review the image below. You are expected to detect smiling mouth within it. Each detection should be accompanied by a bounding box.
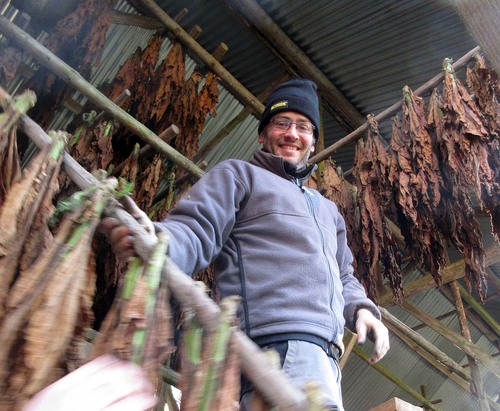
[280,144,300,151]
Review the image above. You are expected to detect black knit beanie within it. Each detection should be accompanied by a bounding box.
[258,78,320,139]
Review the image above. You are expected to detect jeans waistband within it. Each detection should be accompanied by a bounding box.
[252,333,342,361]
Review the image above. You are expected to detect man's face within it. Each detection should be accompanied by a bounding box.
[258,112,316,169]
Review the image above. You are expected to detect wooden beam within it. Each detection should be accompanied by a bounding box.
[386,320,470,386]
[438,286,499,350]
[380,307,470,381]
[486,266,500,297]
[229,0,365,132]
[378,245,500,306]
[339,330,356,370]
[456,281,500,338]
[110,10,164,31]
[352,344,439,410]
[386,320,500,411]
[400,300,500,378]
[412,310,456,332]
[449,281,489,410]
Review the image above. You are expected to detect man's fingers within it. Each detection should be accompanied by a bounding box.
[356,322,367,345]
[97,217,120,236]
[97,218,137,261]
[369,327,390,364]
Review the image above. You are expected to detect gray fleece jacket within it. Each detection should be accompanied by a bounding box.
[155,150,380,349]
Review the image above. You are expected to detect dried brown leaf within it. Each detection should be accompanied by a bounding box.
[0,126,21,207]
[353,116,402,303]
[0,139,64,315]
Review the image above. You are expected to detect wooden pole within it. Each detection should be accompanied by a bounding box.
[0,16,204,179]
[379,307,470,381]
[401,300,500,378]
[309,46,482,164]
[352,344,439,411]
[339,331,356,370]
[449,281,489,411]
[457,282,500,337]
[385,319,500,411]
[438,287,499,352]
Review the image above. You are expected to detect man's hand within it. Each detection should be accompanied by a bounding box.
[24,355,157,411]
[98,217,136,262]
[355,308,390,364]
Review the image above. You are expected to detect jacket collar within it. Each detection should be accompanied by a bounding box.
[249,150,317,186]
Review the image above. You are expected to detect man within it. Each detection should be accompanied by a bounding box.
[102,78,389,410]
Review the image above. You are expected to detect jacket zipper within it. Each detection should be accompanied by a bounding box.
[301,186,338,332]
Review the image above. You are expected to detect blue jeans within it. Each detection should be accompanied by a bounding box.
[240,340,343,410]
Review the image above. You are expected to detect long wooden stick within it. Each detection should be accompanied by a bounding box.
[309,45,482,164]
[401,300,500,378]
[449,281,489,411]
[352,344,439,410]
[379,307,470,381]
[0,16,204,179]
[12,101,310,411]
[384,319,500,411]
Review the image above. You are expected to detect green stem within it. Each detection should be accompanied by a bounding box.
[47,131,68,160]
[198,297,238,411]
[131,232,168,365]
[352,344,439,410]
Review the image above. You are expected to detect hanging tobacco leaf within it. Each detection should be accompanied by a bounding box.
[0,178,118,409]
[0,45,23,85]
[134,153,164,212]
[428,59,490,300]
[466,54,500,135]
[0,124,20,206]
[307,160,363,290]
[307,160,356,241]
[0,131,67,319]
[353,115,402,303]
[135,35,165,124]
[91,233,173,388]
[466,55,500,243]
[0,88,37,206]
[387,86,445,288]
[149,42,185,124]
[21,0,114,128]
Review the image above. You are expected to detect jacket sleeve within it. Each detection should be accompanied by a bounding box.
[335,208,381,331]
[154,163,248,276]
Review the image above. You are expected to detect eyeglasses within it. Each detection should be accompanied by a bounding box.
[270,117,315,135]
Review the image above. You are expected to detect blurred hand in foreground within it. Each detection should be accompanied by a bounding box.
[98,217,137,262]
[23,355,157,411]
